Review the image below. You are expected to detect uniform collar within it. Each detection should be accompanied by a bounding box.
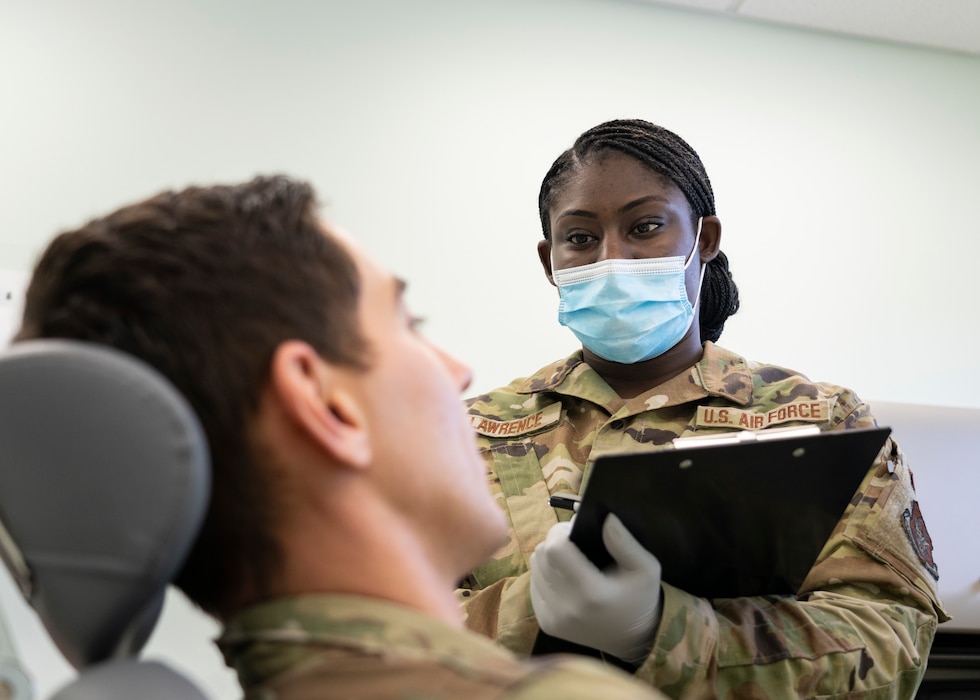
[218,594,514,690]
[517,342,754,410]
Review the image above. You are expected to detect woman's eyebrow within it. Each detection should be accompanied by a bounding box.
[555,195,672,222]
[619,195,670,215]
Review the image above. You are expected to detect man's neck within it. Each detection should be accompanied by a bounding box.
[257,503,466,629]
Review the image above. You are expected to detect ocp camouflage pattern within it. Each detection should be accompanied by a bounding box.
[459,343,947,700]
[218,593,669,699]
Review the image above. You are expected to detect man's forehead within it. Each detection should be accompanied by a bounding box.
[319,219,400,301]
[319,218,354,249]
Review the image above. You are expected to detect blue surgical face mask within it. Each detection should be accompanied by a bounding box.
[553,219,705,364]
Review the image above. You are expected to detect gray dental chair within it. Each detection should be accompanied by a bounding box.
[0,339,212,699]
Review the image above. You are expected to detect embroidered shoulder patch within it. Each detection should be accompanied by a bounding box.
[469,403,561,438]
[695,400,831,430]
[902,501,939,581]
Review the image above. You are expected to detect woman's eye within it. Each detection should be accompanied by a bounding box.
[634,221,662,235]
[566,231,594,245]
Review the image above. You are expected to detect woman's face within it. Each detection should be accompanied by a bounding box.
[537,150,720,306]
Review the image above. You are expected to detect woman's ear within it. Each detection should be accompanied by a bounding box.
[698,216,722,263]
[537,238,556,287]
[269,341,371,470]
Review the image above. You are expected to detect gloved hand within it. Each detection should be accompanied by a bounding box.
[529,513,663,664]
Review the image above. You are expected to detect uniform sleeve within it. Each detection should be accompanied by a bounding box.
[633,401,947,699]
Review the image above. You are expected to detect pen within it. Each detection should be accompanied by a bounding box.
[548,493,581,512]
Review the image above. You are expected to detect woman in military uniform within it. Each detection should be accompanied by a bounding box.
[461,119,946,699]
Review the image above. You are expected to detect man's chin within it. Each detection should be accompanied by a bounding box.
[465,516,509,567]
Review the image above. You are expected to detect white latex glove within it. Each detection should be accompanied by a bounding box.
[529,513,663,664]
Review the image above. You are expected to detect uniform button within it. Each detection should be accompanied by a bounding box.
[610,419,625,430]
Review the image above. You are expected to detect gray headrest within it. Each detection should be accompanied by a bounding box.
[49,659,209,700]
[0,340,210,670]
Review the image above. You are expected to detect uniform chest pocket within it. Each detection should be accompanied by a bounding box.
[471,440,558,588]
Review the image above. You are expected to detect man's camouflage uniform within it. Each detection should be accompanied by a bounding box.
[218,594,670,699]
[460,343,948,699]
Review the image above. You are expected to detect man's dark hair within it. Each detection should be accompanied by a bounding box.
[538,118,740,342]
[16,175,368,617]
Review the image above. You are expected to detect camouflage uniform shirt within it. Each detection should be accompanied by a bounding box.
[218,593,669,699]
[460,343,947,699]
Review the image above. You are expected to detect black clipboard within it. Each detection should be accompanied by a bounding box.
[531,424,891,659]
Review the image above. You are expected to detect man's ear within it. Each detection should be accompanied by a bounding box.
[537,238,556,287]
[698,216,722,264]
[269,341,371,470]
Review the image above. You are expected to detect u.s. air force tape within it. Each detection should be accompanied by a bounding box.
[695,399,832,430]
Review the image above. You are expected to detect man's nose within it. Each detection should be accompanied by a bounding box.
[437,346,472,393]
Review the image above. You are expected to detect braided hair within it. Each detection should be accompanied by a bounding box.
[538,119,739,343]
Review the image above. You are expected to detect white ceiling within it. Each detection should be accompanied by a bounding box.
[632,0,980,56]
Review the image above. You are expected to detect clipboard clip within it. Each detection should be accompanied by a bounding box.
[670,423,821,450]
